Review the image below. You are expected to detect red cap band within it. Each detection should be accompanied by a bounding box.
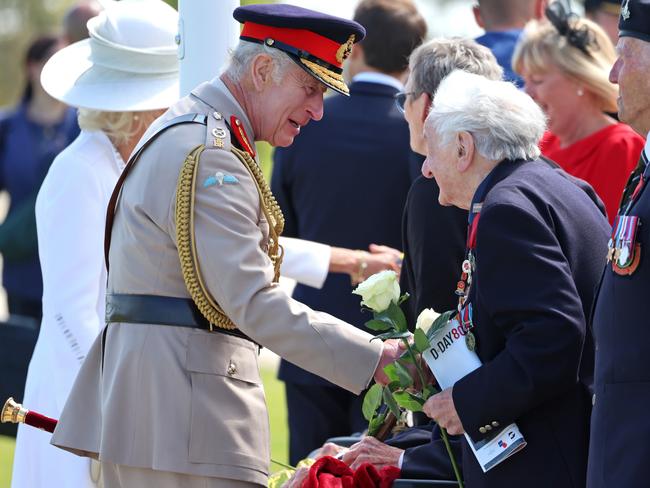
[241,22,342,68]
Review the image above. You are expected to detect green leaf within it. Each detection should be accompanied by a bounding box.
[413,328,431,354]
[365,318,394,332]
[398,292,411,305]
[368,412,387,437]
[423,384,439,400]
[382,363,400,384]
[383,386,402,418]
[393,391,425,412]
[370,330,411,342]
[362,384,383,421]
[426,310,456,341]
[375,301,408,333]
[393,360,414,388]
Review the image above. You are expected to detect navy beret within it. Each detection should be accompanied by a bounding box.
[619,0,650,42]
[233,3,366,96]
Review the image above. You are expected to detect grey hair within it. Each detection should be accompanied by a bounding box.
[408,37,503,96]
[425,70,546,161]
[225,40,294,84]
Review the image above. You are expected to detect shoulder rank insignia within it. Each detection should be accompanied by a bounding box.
[203,171,239,188]
[230,115,256,158]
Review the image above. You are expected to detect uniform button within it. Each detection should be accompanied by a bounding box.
[491,421,500,428]
[479,427,487,434]
[227,361,237,376]
[213,111,222,120]
[592,393,596,406]
[485,424,493,431]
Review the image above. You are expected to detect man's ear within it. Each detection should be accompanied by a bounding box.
[472,5,485,28]
[456,131,475,173]
[250,53,274,91]
[418,92,432,123]
[535,0,549,20]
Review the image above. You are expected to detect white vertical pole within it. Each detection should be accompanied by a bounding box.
[177,0,240,97]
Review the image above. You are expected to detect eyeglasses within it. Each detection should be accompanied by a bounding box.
[394,91,418,113]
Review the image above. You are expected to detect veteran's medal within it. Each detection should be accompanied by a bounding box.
[611,215,642,275]
[465,331,476,352]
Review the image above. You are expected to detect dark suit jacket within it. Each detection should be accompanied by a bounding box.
[386,423,462,481]
[272,80,417,385]
[400,172,468,325]
[588,152,650,488]
[451,159,609,487]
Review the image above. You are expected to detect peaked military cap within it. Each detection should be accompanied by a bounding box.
[619,0,650,42]
[585,0,621,16]
[233,3,365,96]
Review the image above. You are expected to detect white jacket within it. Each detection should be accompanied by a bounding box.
[12,130,124,488]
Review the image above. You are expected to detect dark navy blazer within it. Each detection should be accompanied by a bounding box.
[451,159,609,487]
[272,80,417,385]
[386,423,462,481]
[588,151,650,488]
[400,173,468,325]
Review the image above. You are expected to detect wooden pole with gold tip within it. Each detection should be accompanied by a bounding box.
[1,397,58,433]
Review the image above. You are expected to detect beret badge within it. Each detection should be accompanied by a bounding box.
[336,34,356,64]
[622,0,631,20]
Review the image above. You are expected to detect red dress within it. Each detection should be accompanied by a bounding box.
[540,123,645,224]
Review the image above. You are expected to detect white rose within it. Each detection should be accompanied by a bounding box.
[415,308,438,334]
[352,270,400,313]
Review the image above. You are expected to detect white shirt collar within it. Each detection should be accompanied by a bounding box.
[352,72,404,91]
[645,131,650,163]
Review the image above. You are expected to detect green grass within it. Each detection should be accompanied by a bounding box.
[0,366,288,485]
[1,434,14,487]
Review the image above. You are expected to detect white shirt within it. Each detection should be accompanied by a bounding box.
[12,130,124,488]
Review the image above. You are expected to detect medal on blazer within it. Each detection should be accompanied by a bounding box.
[608,215,642,275]
[608,154,647,275]
[453,202,481,351]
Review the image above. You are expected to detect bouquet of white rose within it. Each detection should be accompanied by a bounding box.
[353,270,463,487]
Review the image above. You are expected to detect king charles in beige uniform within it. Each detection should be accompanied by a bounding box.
[50,4,402,488]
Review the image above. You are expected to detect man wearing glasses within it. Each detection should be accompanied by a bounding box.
[397,38,503,325]
[271,0,426,465]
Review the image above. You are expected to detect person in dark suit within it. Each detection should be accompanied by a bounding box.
[420,70,609,487]
[271,0,426,464]
[399,38,503,325]
[588,2,650,486]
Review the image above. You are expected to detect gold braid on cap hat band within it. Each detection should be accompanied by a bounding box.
[300,58,349,95]
[175,145,284,331]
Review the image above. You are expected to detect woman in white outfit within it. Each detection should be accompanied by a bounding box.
[11,1,179,486]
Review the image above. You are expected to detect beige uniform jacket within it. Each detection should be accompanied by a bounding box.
[51,79,383,485]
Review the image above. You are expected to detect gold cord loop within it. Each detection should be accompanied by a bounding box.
[175,145,284,331]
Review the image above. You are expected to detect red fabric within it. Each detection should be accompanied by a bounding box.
[302,456,401,488]
[230,115,256,158]
[540,123,645,224]
[24,410,58,433]
[241,22,342,67]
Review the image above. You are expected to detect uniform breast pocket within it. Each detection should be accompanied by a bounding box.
[185,332,269,471]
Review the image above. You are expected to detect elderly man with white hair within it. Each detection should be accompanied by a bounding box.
[420,70,609,488]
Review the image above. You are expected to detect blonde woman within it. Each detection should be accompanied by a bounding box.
[11,1,178,487]
[513,3,644,222]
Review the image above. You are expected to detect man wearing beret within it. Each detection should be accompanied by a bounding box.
[588,1,650,486]
[50,5,403,487]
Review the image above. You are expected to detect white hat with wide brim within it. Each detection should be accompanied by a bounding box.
[41,0,180,112]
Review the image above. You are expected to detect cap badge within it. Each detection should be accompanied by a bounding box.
[336,34,355,64]
[621,0,631,20]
